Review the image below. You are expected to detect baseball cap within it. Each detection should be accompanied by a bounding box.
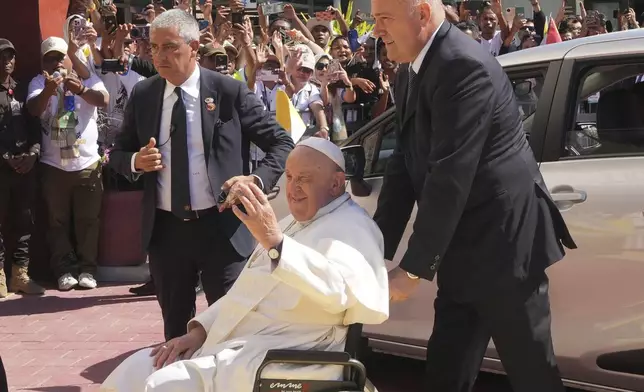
[199,43,226,57]
[41,37,68,57]
[293,44,315,71]
[222,41,239,58]
[0,39,15,54]
[314,53,332,64]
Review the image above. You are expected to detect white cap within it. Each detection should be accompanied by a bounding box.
[298,137,345,172]
[306,18,333,33]
[293,44,316,71]
[41,37,68,57]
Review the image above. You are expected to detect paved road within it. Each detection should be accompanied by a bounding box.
[364,353,583,391]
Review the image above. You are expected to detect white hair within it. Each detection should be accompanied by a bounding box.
[151,9,200,43]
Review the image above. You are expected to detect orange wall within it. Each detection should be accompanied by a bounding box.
[0,0,68,83]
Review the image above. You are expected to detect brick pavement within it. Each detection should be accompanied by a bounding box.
[0,284,207,391]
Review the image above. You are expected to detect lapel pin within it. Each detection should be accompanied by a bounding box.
[205,97,216,111]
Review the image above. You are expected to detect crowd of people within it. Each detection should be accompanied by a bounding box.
[1,0,625,390]
[0,0,637,295]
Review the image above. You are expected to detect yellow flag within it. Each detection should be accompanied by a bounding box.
[275,90,307,143]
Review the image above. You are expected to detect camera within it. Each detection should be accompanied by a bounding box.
[131,25,150,40]
[214,54,228,73]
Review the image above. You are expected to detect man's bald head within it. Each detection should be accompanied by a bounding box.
[285,145,346,222]
[372,0,445,63]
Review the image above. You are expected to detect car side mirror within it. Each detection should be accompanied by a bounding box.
[341,145,372,197]
[513,80,532,96]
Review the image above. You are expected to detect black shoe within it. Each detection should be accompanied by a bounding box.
[129,280,155,296]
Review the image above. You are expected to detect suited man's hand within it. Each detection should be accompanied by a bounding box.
[218,175,262,211]
[134,137,164,172]
[388,266,420,302]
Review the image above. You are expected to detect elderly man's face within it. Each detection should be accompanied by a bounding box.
[372,0,431,63]
[150,26,199,84]
[285,146,346,222]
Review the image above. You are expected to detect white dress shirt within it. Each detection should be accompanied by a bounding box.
[131,65,217,211]
[411,21,445,74]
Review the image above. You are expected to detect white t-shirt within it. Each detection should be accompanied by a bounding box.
[97,71,144,146]
[27,73,107,171]
[291,82,323,126]
[254,80,285,113]
[480,30,504,57]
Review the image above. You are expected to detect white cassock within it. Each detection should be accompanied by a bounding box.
[101,193,389,392]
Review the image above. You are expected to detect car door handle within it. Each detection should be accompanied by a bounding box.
[266,185,280,201]
[550,191,587,203]
[550,185,587,210]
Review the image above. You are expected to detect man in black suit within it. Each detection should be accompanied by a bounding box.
[109,9,294,341]
[371,0,576,391]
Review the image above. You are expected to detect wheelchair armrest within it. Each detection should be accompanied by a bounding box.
[262,349,351,365]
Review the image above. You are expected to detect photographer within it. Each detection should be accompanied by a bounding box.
[199,44,231,73]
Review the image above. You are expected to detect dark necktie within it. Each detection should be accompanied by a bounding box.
[170,87,192,219]
[406,66,417,105]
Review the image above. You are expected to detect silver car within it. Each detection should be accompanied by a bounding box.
[271,29,644,392]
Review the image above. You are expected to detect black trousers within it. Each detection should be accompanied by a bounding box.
[0,167,35,271]
[0,355,7,392]
[148,209,247,341]
[425,273,565,392]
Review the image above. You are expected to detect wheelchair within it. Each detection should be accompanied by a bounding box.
[252,324,377,392]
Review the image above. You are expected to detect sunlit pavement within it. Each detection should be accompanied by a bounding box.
[0,284,580,391]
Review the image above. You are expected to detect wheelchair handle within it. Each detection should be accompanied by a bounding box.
[253,357,367,392]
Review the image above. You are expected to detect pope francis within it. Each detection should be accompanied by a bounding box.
[101,138,389,392]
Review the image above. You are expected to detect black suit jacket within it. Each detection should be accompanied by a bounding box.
[109,66,294,256]
[373,23,576,296]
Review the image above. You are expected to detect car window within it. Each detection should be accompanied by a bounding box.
[365,120,397,178]
[510,74,544,136]
[360,72,545,178]
[564,64,644,158]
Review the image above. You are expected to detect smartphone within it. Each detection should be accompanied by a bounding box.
[613,9,619,18]
[231,10,245,25]
[279,29,293,45]
[198,19,210,30]
[315,11,334,20]
[101,59,126,73]
[347,29,360,52]
[355,11,375,24]
[131,25,150,40]
[515,6,525,15]
[260,2,285,15]
[505,6,516,21]
[71,17,89,45]
[214,54,228,71]
[103,14,118,35]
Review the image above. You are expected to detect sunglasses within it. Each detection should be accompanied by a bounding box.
[521,26,535,32]
[298,67,313,74]
[315,62,329,71]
